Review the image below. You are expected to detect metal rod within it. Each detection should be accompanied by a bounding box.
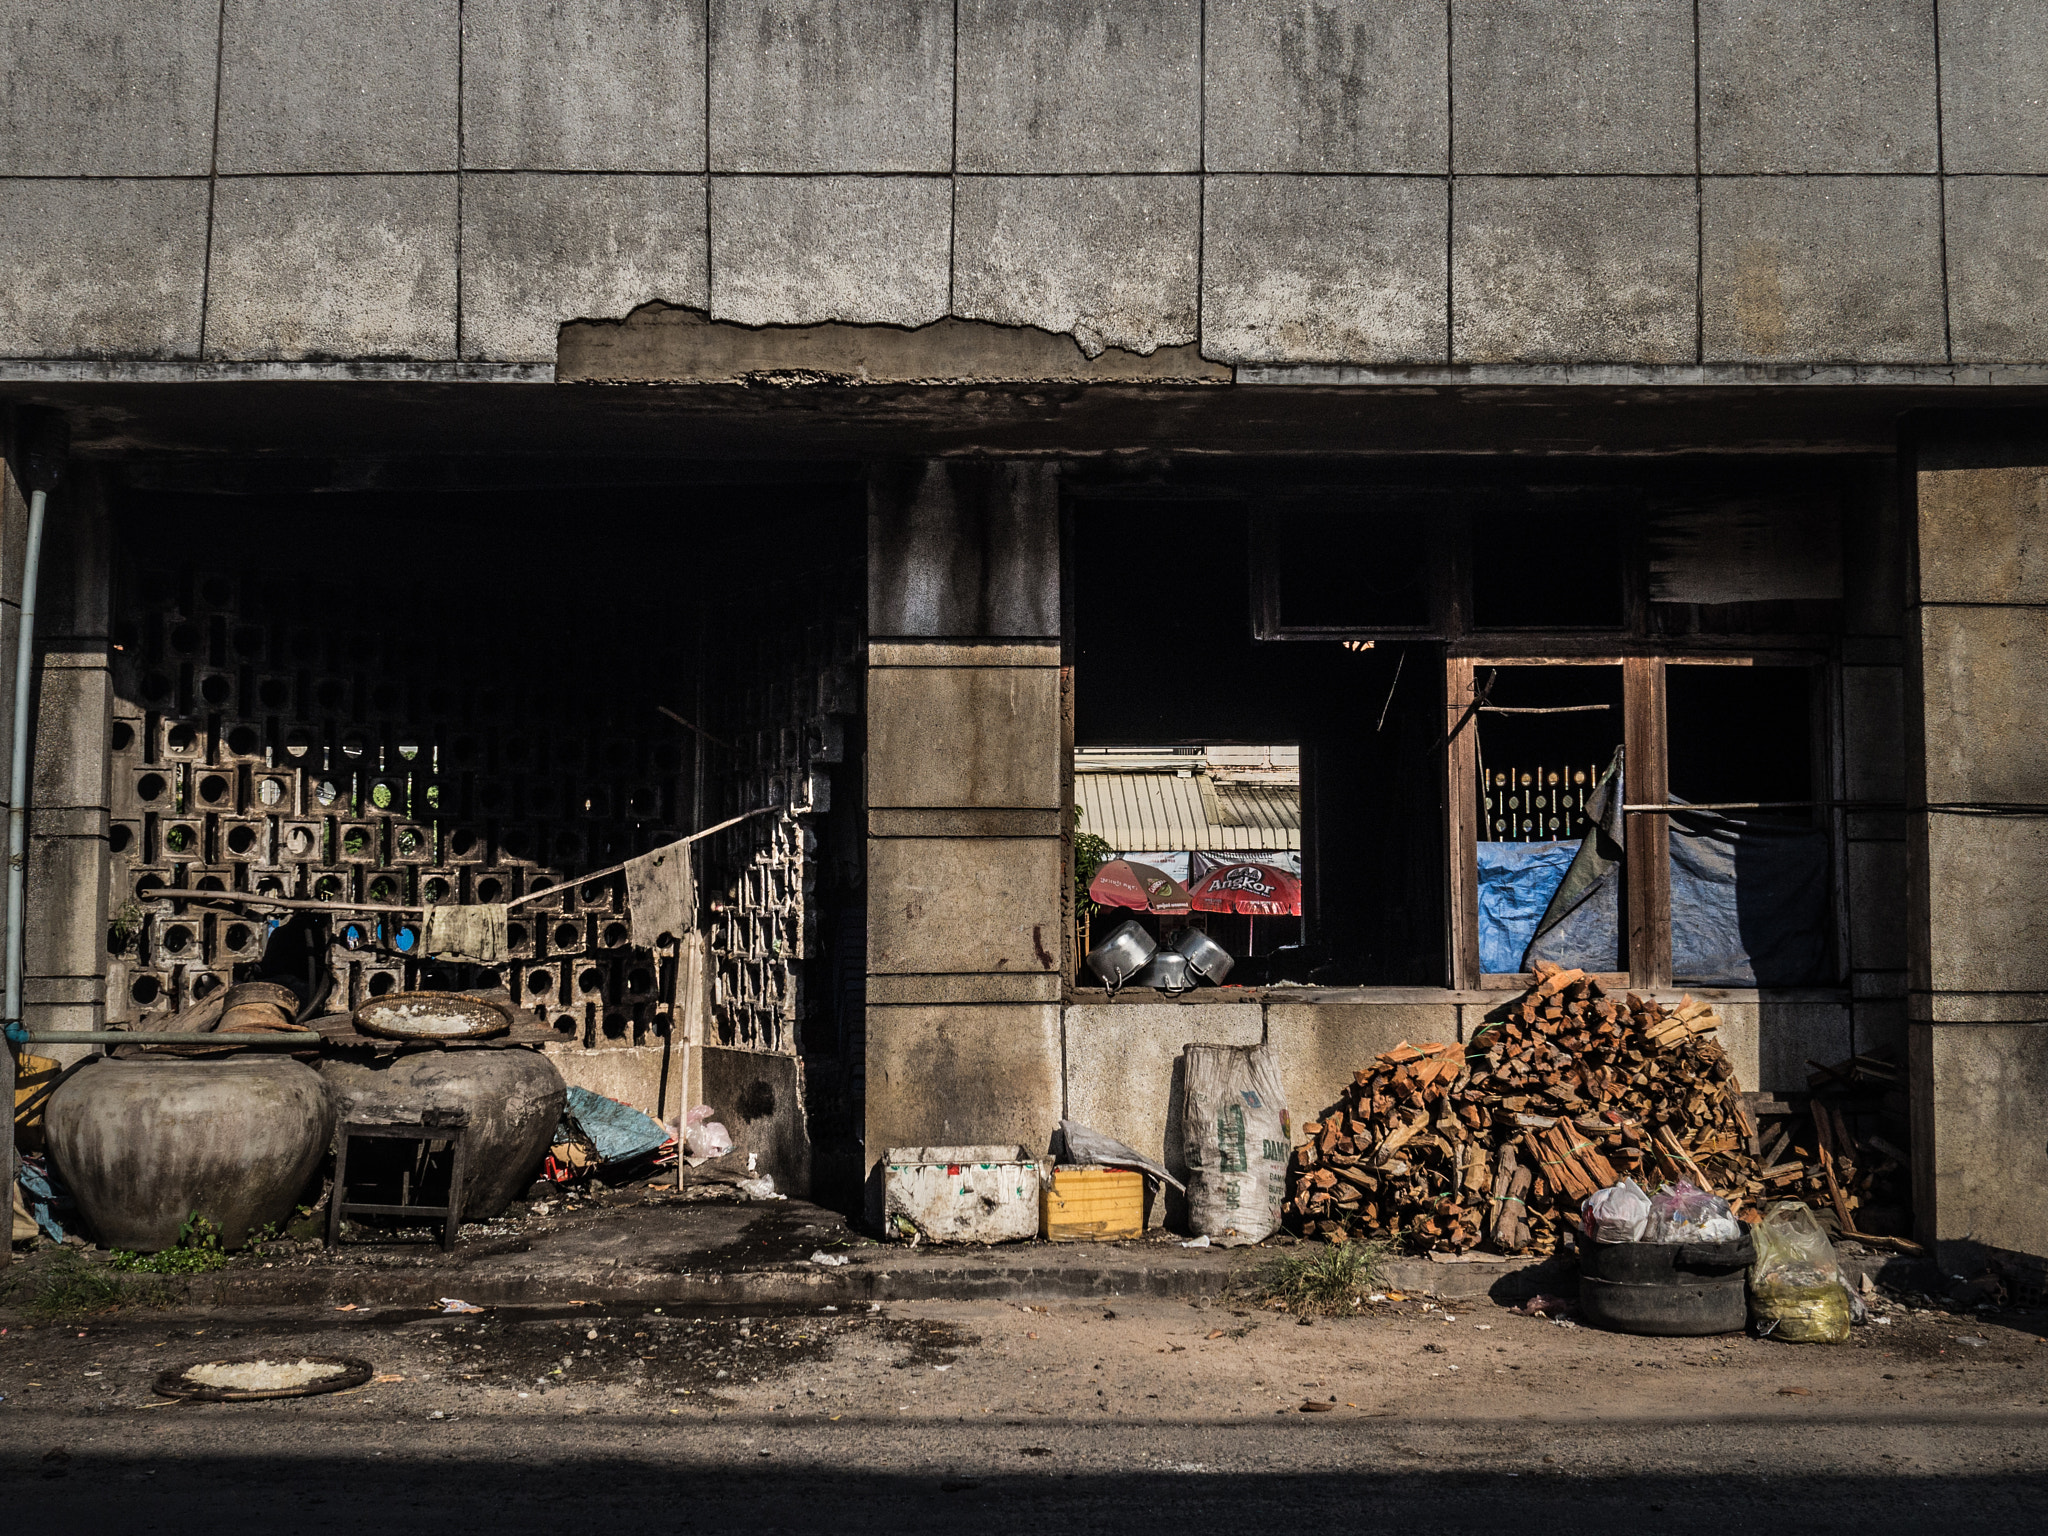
[20,1031,310,1046]
[3,486,47,1038]
[1477,704,1613,714]
[143,891,422,915]
[657,704,736,752]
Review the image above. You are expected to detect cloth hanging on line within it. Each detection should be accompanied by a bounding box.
[624,838,695,950]
[422,903,509,964]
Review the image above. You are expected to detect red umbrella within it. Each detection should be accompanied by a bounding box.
[1187,860,1302,917]
[1088,859,1192,914]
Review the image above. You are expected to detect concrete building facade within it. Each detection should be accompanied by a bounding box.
[3,3,2047,1280]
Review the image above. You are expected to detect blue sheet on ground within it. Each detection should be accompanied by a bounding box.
[1477,840,1576,975]
[560,1085,669,1165]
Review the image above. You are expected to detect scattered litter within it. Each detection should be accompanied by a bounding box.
[1366,1293,1388,1303]
[1299,1400,1334,1412]
[333,1304,360,1313]
[1474,1324,1492,1331]
[810,1250,849,1267]
[1181,1235,1212,1248]
[1510,1295,1573,1318]
[736,1175,781,1200]
[438,1298,483,1314]
[1955,1335,1989,1348]
[931,1364,952,1372]
[1778,1387,1812,1396]
[1206,1329,1226,1340]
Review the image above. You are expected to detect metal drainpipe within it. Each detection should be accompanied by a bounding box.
[3,422,64,1049]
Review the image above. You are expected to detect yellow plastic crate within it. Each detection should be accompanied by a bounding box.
[1040,1165,1145,1241]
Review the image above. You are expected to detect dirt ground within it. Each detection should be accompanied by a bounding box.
[2,1276,2044,1534]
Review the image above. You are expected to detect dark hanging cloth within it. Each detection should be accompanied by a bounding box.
[1523,746,1626,973]
[1524,746,1831,985]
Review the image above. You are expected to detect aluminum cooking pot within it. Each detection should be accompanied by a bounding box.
[1086,919,1157,988]
[1131,949,1194,993]
[1171,927,1234,985]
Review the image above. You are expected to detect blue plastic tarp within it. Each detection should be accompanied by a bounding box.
[1668,808,1831,986]
[559,1086,670,1166]
[1476,840,1576,974]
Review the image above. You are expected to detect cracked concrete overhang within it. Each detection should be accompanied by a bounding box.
[556,305,1232,386]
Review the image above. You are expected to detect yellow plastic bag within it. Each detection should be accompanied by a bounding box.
[1749,1200,1851,1343]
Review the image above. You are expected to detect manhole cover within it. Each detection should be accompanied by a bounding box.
[155,1355,374,1402]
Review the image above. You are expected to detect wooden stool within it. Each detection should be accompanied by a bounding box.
[326,1109,470,1252]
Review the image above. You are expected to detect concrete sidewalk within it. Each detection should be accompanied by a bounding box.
[9,1188,1925,1315]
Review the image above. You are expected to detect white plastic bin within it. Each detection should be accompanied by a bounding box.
[882,1145,1042,1243]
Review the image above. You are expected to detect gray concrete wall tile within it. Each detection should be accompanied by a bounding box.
[461,174,707,363]
[1940,2,2048,172]
[1848,838,1908,972]
[1450,0,1694,174]
[1701,176,1944,362]
[0,1,220,175]
[867,664,1062,809]
[868,465,1061,639]
[218,0,458,173]
[1204,0,1446,173]
[710,176,950,326]
[709,0,951,172]
[1924,818,2048,994]
[206,176,458,360]
[1452,177,1696,363]
[1917,603,2048,808]
[1947,176,2048,362]
[868,837,1064,975]
[0,180,208,358]
[1841,664,1907,805]
[958,0,1200,172]
[463,0,706,171]
[1700,0,1938,173]
[865,1003,1062,1169]
[1924,1022,2048,1256]
[1201,175,1446,364]
[1916,462,2048,606]
[953,176,1199,354]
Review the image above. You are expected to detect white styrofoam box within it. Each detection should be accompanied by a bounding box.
[882,1144,1042,1244]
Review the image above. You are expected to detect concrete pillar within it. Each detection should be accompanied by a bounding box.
[863,461,1065,1199]
[24,467,112,1038]
[0,407,21,1266]
[1907,423,2048,1280]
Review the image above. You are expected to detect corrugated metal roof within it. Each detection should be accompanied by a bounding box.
[1075,772,1301,852]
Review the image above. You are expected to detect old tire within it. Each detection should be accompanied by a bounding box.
[45,1057,334,1251]
[1575,1231,1754,1283]
[1578,1274,1749,1336]
[318,1048,565,1218]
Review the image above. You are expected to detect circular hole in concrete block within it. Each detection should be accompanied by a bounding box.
[368,972,397,996]
[342,828,370,857]
[200,675,231,706]
[196,875,225,892]
[396,738,419,761]
[285,826,315,857]
[232,625,264,658]
[141,672,173,703]
[257,777,287,807]
[168,623,200,654]
[555,833,581,861]
[449,828,477,856]
[505,920,526,948]
[450,736,479,765]
[109,824,132,853]
[137,773,167,802]
[255,876,284,896]
[226,724,260,756]
[367,876,396,903]
[340,733,368,761]
[198,774,228,805]
[369,781,395,810]
[315,780,339,807]
[393,926,418,954]
[162,924,192,954]
[478,783,507,811]
[603,923,628,949]
[339,923,366,949]
[476,877,503,903]
[111,721,134,753]
[501,830,531,859]
[190,972,223,1000]
[225,825,257,855]
[283,728,311,759]
[396,828,424,857]
[130,975,161,1005]
[372,683,401,712]
[602,1013,628,1039]
[163,825,194,854]
[424,877,451,903]
[224,923,252,951]
[578,968,603,996]
[554,923,580,950]
[627,967,654,993]
[315,681,344,710]
[553,1015,578,1035]
[628,787,658,815]
[259,679,290,709]
[165,724,196,754]
[313,875,343,900]
[134,873,165,898]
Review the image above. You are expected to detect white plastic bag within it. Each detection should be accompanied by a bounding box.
[1581,1177,1652,1243]
[682,1104,733,1161]
[1181,1043,1289,1246]
[1644,1181,1742,1243]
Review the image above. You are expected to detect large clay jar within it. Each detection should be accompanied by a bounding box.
[46,1057,335,1252]
[318,1048,565,1218]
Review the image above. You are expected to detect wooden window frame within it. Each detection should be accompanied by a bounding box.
[1446,649,1835,992]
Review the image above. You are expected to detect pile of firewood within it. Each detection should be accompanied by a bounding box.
[1288,962,1759,1255]
[1751,1049,1913,1243]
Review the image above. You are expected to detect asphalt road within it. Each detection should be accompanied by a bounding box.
[3,1289,2045,1534]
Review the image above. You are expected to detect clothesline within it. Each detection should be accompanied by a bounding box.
[139,802,793,919]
